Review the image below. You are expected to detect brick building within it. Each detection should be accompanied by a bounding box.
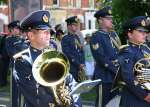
[0,4,9,33]
[43,0,97,30]
[0,0,99,33]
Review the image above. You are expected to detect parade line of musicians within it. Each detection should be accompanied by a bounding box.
[1,6,150,107]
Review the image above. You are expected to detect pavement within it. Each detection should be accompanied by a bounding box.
[0,89,10,107]
[0,87,95,107]
[82,101,95,107]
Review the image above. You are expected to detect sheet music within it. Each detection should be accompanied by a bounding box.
[70,79,101,95]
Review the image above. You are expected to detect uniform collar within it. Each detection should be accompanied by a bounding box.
[128,41,144,48]
[98,29,110,35]
[29,46,42,62]
[30,46,42,53]
[68,32,77,36]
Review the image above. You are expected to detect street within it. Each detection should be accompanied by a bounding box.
[0,90,10,107]
[0,81,96,107]
[0,89,94,107]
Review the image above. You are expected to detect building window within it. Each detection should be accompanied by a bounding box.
[53,0,59,7]
[89,0,94,9]
[76,0,81,8]
[88,20,91,29]
[68,0,73,8]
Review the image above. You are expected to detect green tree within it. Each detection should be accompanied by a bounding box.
[112,0,150,44]
[0,0,8,4]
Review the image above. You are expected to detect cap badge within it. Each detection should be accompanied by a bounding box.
[42,14,49,23]
[74,18,79,23]
[108,9,112,15]
[75,17,78,21]
[141,20,146,26]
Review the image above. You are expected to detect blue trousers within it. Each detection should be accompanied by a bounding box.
[95,83,118,107]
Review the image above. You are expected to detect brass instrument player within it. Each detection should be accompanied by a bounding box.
[90,6,121,107]
[61,16,86,82]
[13,10,82,107]
[118,16,150,107]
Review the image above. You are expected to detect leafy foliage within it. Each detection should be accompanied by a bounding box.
[0,0,8,4]
[112,0,150,44]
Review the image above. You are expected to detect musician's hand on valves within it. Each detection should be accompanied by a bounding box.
[57,83,72,106]
[144,93,150,103]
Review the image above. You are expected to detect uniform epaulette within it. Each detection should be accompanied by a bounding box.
[6,36,11,39]
[119,44,129,50]
[13,49,28,59]
[13,40,22,45]
[142,43,150,50]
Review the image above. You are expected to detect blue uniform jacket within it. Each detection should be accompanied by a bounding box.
[5,36,28,58]
[61,33,85,81]
[90,30,120,83]
[13,46,81,107]
[119,43,150,107]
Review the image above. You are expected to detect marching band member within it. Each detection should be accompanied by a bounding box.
[90,6,121,107]
[61,16,85,82]
[119,16,150,107]
[13,10,81,107]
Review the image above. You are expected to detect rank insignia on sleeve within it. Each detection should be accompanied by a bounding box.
[92,43,99,50]
[143,50,150,58]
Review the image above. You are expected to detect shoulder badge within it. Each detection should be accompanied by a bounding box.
[92,43,99,50]
[141,44,150,58]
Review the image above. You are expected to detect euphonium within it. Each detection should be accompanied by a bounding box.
[134,57,150,90]
[32,49,72,106]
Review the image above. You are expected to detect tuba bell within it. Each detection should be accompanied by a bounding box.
[134,57,150,90]
[32,49,72,106]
